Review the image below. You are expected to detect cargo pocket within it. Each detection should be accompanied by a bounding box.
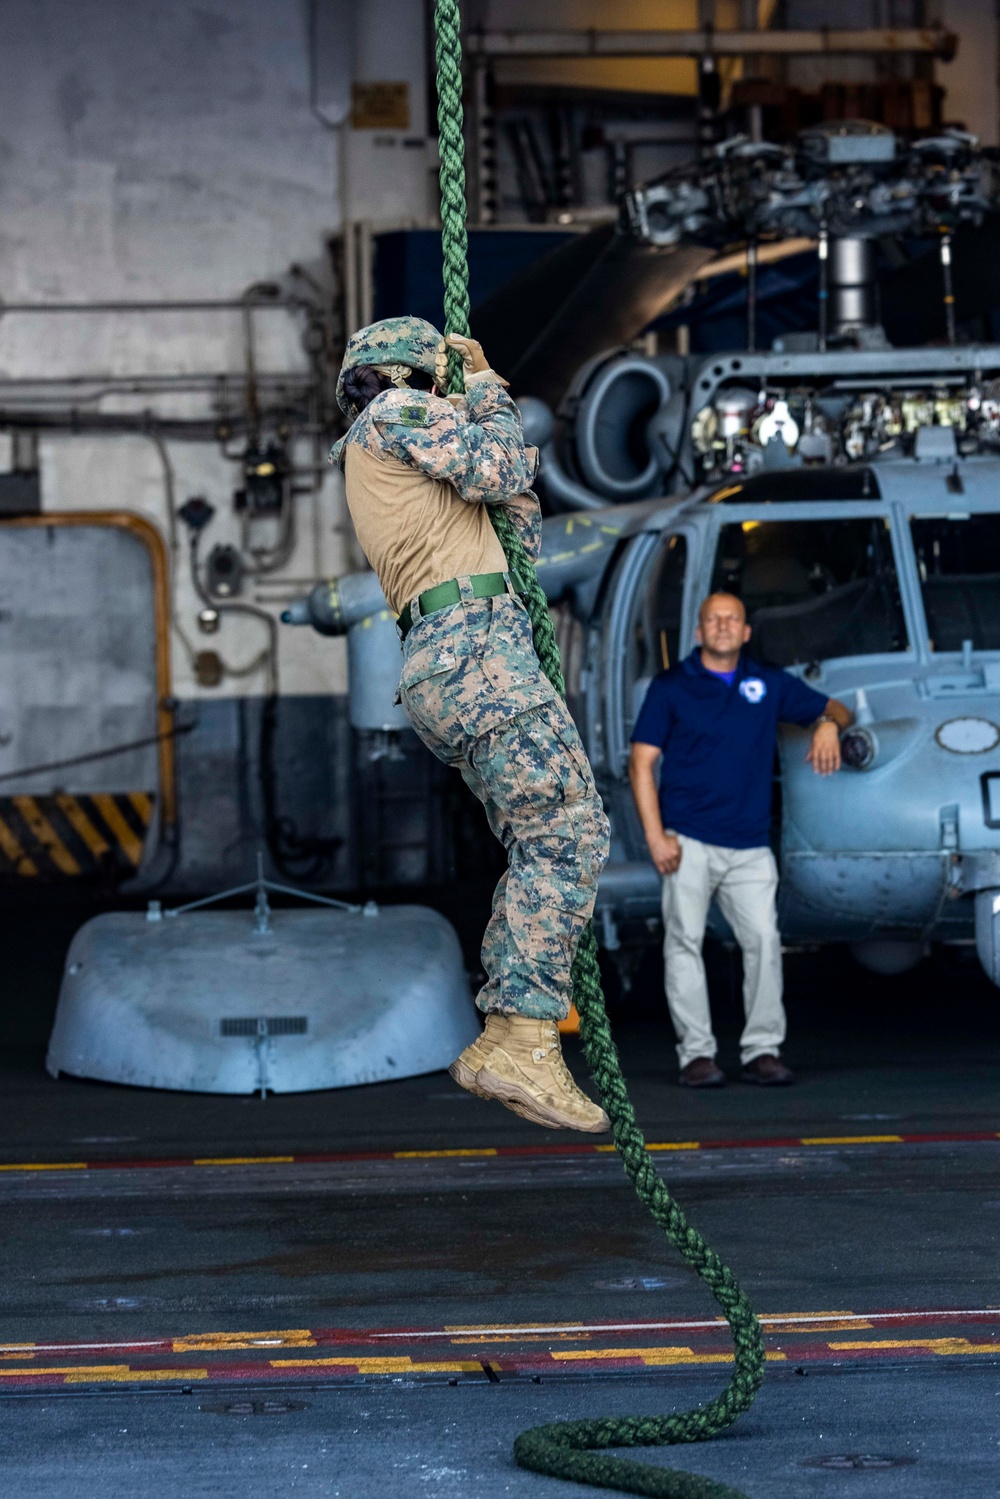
[514,701,596,808]
[398,619,464,759]
[476,596,556,719]
[399,618,458,690]
[521,909,587,980]
[473,700,597,817]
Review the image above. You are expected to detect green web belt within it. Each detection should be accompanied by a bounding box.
[431,2,766,1495]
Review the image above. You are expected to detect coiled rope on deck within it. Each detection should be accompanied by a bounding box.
[432,3,766,1495]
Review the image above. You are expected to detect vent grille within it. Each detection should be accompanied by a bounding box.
[220,1016,308,1038]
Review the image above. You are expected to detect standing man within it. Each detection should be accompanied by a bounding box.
[330,316,610,1133]
[628,592,852,1087]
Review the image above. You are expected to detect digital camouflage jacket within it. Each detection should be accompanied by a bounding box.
[330,375,542,561]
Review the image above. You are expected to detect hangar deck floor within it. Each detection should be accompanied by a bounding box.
[0,930,997,1498]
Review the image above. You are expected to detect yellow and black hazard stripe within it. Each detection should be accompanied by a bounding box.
[0,793,155,879]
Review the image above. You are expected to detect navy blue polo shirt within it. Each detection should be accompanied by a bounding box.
[631,651,828,849]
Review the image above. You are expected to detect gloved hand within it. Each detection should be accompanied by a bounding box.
[436,334,509,389]
[444,333,490,374]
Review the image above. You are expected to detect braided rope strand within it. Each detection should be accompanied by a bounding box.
[432,4,765,1491]
[433,0,470,392]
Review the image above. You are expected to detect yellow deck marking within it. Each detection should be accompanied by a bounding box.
[393,1149,498,1159]
[272,1356,482,1374]
[0,1161,87,1172]
[54,794,110,857]
[12,797,80,874]
[0,1365,209,1382]
[91,794,144,866]
[594,1142,700,1154]
[174,1330,315,1352]
[765,1313,873,1333]
[66,1368,209,1384]
[800,1135,904,1146]
[193,1156,295,1166]
[830,1338,999,1356]
[442,1312,885,1340]
[128,792,153,824]
[0,813,37,875]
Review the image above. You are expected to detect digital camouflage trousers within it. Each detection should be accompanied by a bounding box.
[399,582,610,1021]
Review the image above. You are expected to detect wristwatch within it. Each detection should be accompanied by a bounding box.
[815,714,838,728]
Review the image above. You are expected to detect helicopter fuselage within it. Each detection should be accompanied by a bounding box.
[554,347,1000,985]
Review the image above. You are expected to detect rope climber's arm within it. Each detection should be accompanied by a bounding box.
[372,381,534,502]
[495,487,542,562]
[454,332,545,558]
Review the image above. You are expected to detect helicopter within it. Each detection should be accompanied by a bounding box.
[287,121,1000,993]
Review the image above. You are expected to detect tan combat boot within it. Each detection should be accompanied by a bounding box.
[448,1013,510,1098]
[473,1018,610,1133]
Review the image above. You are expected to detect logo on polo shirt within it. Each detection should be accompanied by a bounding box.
[739,677,767,704]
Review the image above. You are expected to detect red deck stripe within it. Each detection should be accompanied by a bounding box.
[0,1335,996,1392]
[4,1306,998,1361]
[0,1128,996,1175]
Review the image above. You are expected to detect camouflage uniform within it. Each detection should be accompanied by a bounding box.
[332,329,610,1022]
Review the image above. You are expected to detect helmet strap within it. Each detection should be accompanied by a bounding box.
[373,362,413,388]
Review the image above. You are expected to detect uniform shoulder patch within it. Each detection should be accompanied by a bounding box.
[396,404,430,427]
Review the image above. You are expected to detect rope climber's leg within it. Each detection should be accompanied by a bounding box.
[455,701,610,1131]
[400,587,611,1132]
[430,0,768,1492]
[463,701,609,1023]
[469,865,511,1016]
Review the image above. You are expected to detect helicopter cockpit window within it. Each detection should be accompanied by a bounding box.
[911,514,1000,652]
[635,534,687,676]
[707,469,880,504]
[711,518,907,667]
[622,534,688,737]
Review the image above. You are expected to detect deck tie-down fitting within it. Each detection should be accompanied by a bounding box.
[432,2,766,1493]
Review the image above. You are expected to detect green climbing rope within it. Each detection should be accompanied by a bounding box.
[432,3,765,1494]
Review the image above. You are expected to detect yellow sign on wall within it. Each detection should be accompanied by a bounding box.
[351,82,410,130]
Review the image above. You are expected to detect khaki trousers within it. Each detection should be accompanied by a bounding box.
[661,835,786,1069]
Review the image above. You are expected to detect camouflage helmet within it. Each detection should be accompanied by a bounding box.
[336,315,445,416]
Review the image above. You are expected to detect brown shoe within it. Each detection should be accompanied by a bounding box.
[679,1056,725,1088]
[741,1053,794,1086]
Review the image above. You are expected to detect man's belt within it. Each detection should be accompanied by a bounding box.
[397,572,508,639]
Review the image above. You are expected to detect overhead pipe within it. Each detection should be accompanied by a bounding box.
[466,28,957,60]
[281,569,387,634]
[0,298,306,314]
